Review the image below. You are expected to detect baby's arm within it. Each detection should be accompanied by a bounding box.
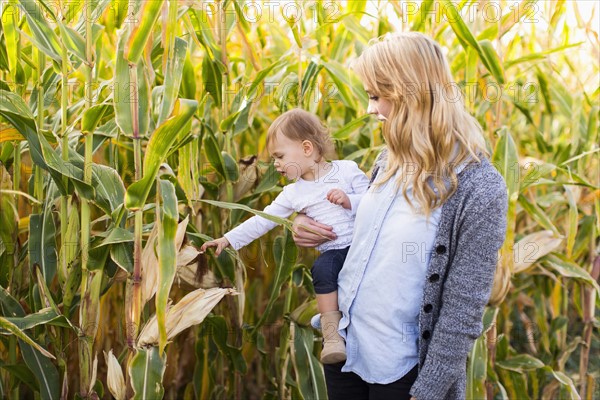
[326,189,351,209]
[345,161,370,213]
[200,237,230,256]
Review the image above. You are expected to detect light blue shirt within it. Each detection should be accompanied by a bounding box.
[337,171,442,384]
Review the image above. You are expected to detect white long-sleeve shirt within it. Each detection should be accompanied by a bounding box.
[224,160,370,252]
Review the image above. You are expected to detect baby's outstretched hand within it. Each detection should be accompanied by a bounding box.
[200,237,230,256]
[327,189,351,210]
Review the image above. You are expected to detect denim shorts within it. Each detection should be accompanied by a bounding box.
[311,247,350,294]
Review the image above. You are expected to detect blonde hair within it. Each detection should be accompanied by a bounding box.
[352,32,488,216]
[267,108,334,160]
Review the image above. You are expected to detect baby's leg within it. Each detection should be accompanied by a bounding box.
[311,248,349,364]
[316,291,339,314]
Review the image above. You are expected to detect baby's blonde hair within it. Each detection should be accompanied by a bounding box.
[267,109,333,160]
[352,32,488,216]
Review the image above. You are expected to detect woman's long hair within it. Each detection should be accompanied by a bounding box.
[353,32,488,216]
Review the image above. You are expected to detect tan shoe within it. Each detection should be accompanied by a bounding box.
[320,311,347,364]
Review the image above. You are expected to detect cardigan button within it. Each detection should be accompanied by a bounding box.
[428,273,440,283]
[436,245,446,254]
[422,330,431,339]
[424,304,433,313]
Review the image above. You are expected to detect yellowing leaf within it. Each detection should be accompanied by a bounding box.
[104,350,126,400]
[137,288,236,348]
[514,231,563,273]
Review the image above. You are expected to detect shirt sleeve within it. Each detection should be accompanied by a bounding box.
[344,161,371,215]
[224,189,295,250]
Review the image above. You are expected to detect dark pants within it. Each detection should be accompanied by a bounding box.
[324,363,418,400]
[311,247,350,294]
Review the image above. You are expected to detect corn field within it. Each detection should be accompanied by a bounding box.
[0,0,598,398]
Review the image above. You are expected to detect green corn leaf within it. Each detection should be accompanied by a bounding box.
[18,341,60,400]
[125,98,198,210]
[16,0,62,62]
[322,59,367,107]
[543,254,600,294]
[158,38,187,126]
[411,0,434,32]
[0,287,60,400]
[156,179,178,355]
[0,363,39,393]
[3,0,19,81]
[290,323,327,400]
[496,354,545,372]
[440,0,480,50]
[203,131,226,178]
[520,161,556,191]
[466,335,487,400]
[110,242,134,274]
[253,230,297,332]
[518,195,561,237]
[125,0,165,64]
[206,315,247,374]
[114,30,150,137]
[478,40,505,85]
[504,42,583,69]
[59,198,80,285]
[96,227,134,247]
[465,47,478,111]
[222,151,239,182]
[129,347,166,400]
[37,136,93,198]
[332,115,370,140]
[0,90,46,169]
[82,104,114,135]
[0,308,68,331]
[289,300,319,326]
[563,185,578,258]
[57,22,86,62]
[300,61,323,101]
[28,210,58,287]
[202,56,223,108]
[547,368,580,399]
[0,318,54,359]
[91,164,126,215]
[186,10,221,60]
[492,127,520,197]
[477,0,538,41]
[200,199,293,230]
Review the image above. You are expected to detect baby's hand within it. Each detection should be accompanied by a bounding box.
[327,189,351,210]
[200,237,230,256]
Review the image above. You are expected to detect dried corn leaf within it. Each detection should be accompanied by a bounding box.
[514,231,563,273]
[104,350,126,400]
[141,216,189,306]
[137,288,236,347]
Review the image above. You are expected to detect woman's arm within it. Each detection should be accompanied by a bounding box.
[410,191,508,400]
[291,214,337,247]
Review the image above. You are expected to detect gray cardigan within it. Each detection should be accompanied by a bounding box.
[368,151,508,400]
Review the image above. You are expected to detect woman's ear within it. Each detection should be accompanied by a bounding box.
[301,140,314,157]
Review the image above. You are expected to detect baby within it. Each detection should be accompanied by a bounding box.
[201,108,369,364]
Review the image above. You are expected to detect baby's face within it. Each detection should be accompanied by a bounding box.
[268,133,314,181]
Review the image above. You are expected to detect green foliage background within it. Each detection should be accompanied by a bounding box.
[0,0,598,399]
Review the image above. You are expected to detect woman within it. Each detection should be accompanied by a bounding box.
[293,32,508,400]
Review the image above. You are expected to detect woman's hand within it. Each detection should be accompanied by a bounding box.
[292,214,336,247]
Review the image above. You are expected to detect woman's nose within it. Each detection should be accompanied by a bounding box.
[366,102,377,114]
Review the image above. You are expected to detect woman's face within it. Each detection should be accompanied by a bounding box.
[365,91,392,121]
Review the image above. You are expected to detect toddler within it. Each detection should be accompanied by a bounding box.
[201,108,369,364]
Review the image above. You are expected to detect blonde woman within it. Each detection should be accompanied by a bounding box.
[293,32,508,399]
